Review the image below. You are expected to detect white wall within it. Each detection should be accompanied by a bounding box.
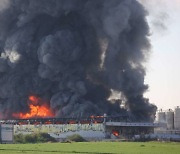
[0,124,14,143]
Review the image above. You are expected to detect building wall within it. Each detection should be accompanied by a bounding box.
[14,123,156,140]
[14,124,105,140]
[0,124,14,143]
[174,107,180,130]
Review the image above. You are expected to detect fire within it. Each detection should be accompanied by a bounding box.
[112,130,119,137]
[29,96,39,104]
[13,95,54,119]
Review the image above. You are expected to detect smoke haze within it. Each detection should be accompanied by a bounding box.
[0,0,156,121]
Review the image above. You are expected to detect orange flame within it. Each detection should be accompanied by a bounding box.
[13,95,54,119]
[112,130,119,137]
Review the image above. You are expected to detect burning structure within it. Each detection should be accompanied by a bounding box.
[1,1,179,142]
[1,114,158,141]
[0,0,156,125]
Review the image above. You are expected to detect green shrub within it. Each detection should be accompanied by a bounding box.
[24,134,37,143]
[36,133,56,142]
[66,134,86,142]
[14,134,25,143]
[14,133,56,143]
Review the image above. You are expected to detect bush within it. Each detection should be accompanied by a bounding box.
[66,134,86,142]
[36,133,56,143]
[14,133,56,143]
[24,134,37,143]
[14,134,25,143]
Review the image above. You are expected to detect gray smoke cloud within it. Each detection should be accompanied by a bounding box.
[0,0,156,121]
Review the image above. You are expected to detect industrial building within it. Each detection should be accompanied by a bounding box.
[154,106,180,140]
[1,114,159,142]
[0,107,180,142]
[12,121,158,141]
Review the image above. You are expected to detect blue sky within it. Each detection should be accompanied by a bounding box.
[139,0,180,110]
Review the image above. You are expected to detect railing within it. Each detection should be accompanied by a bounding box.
[105,122,160,127]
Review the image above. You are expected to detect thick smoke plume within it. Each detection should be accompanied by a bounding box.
[0,0,156,121]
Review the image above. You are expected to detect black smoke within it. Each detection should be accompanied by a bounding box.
[0,0,156,121]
